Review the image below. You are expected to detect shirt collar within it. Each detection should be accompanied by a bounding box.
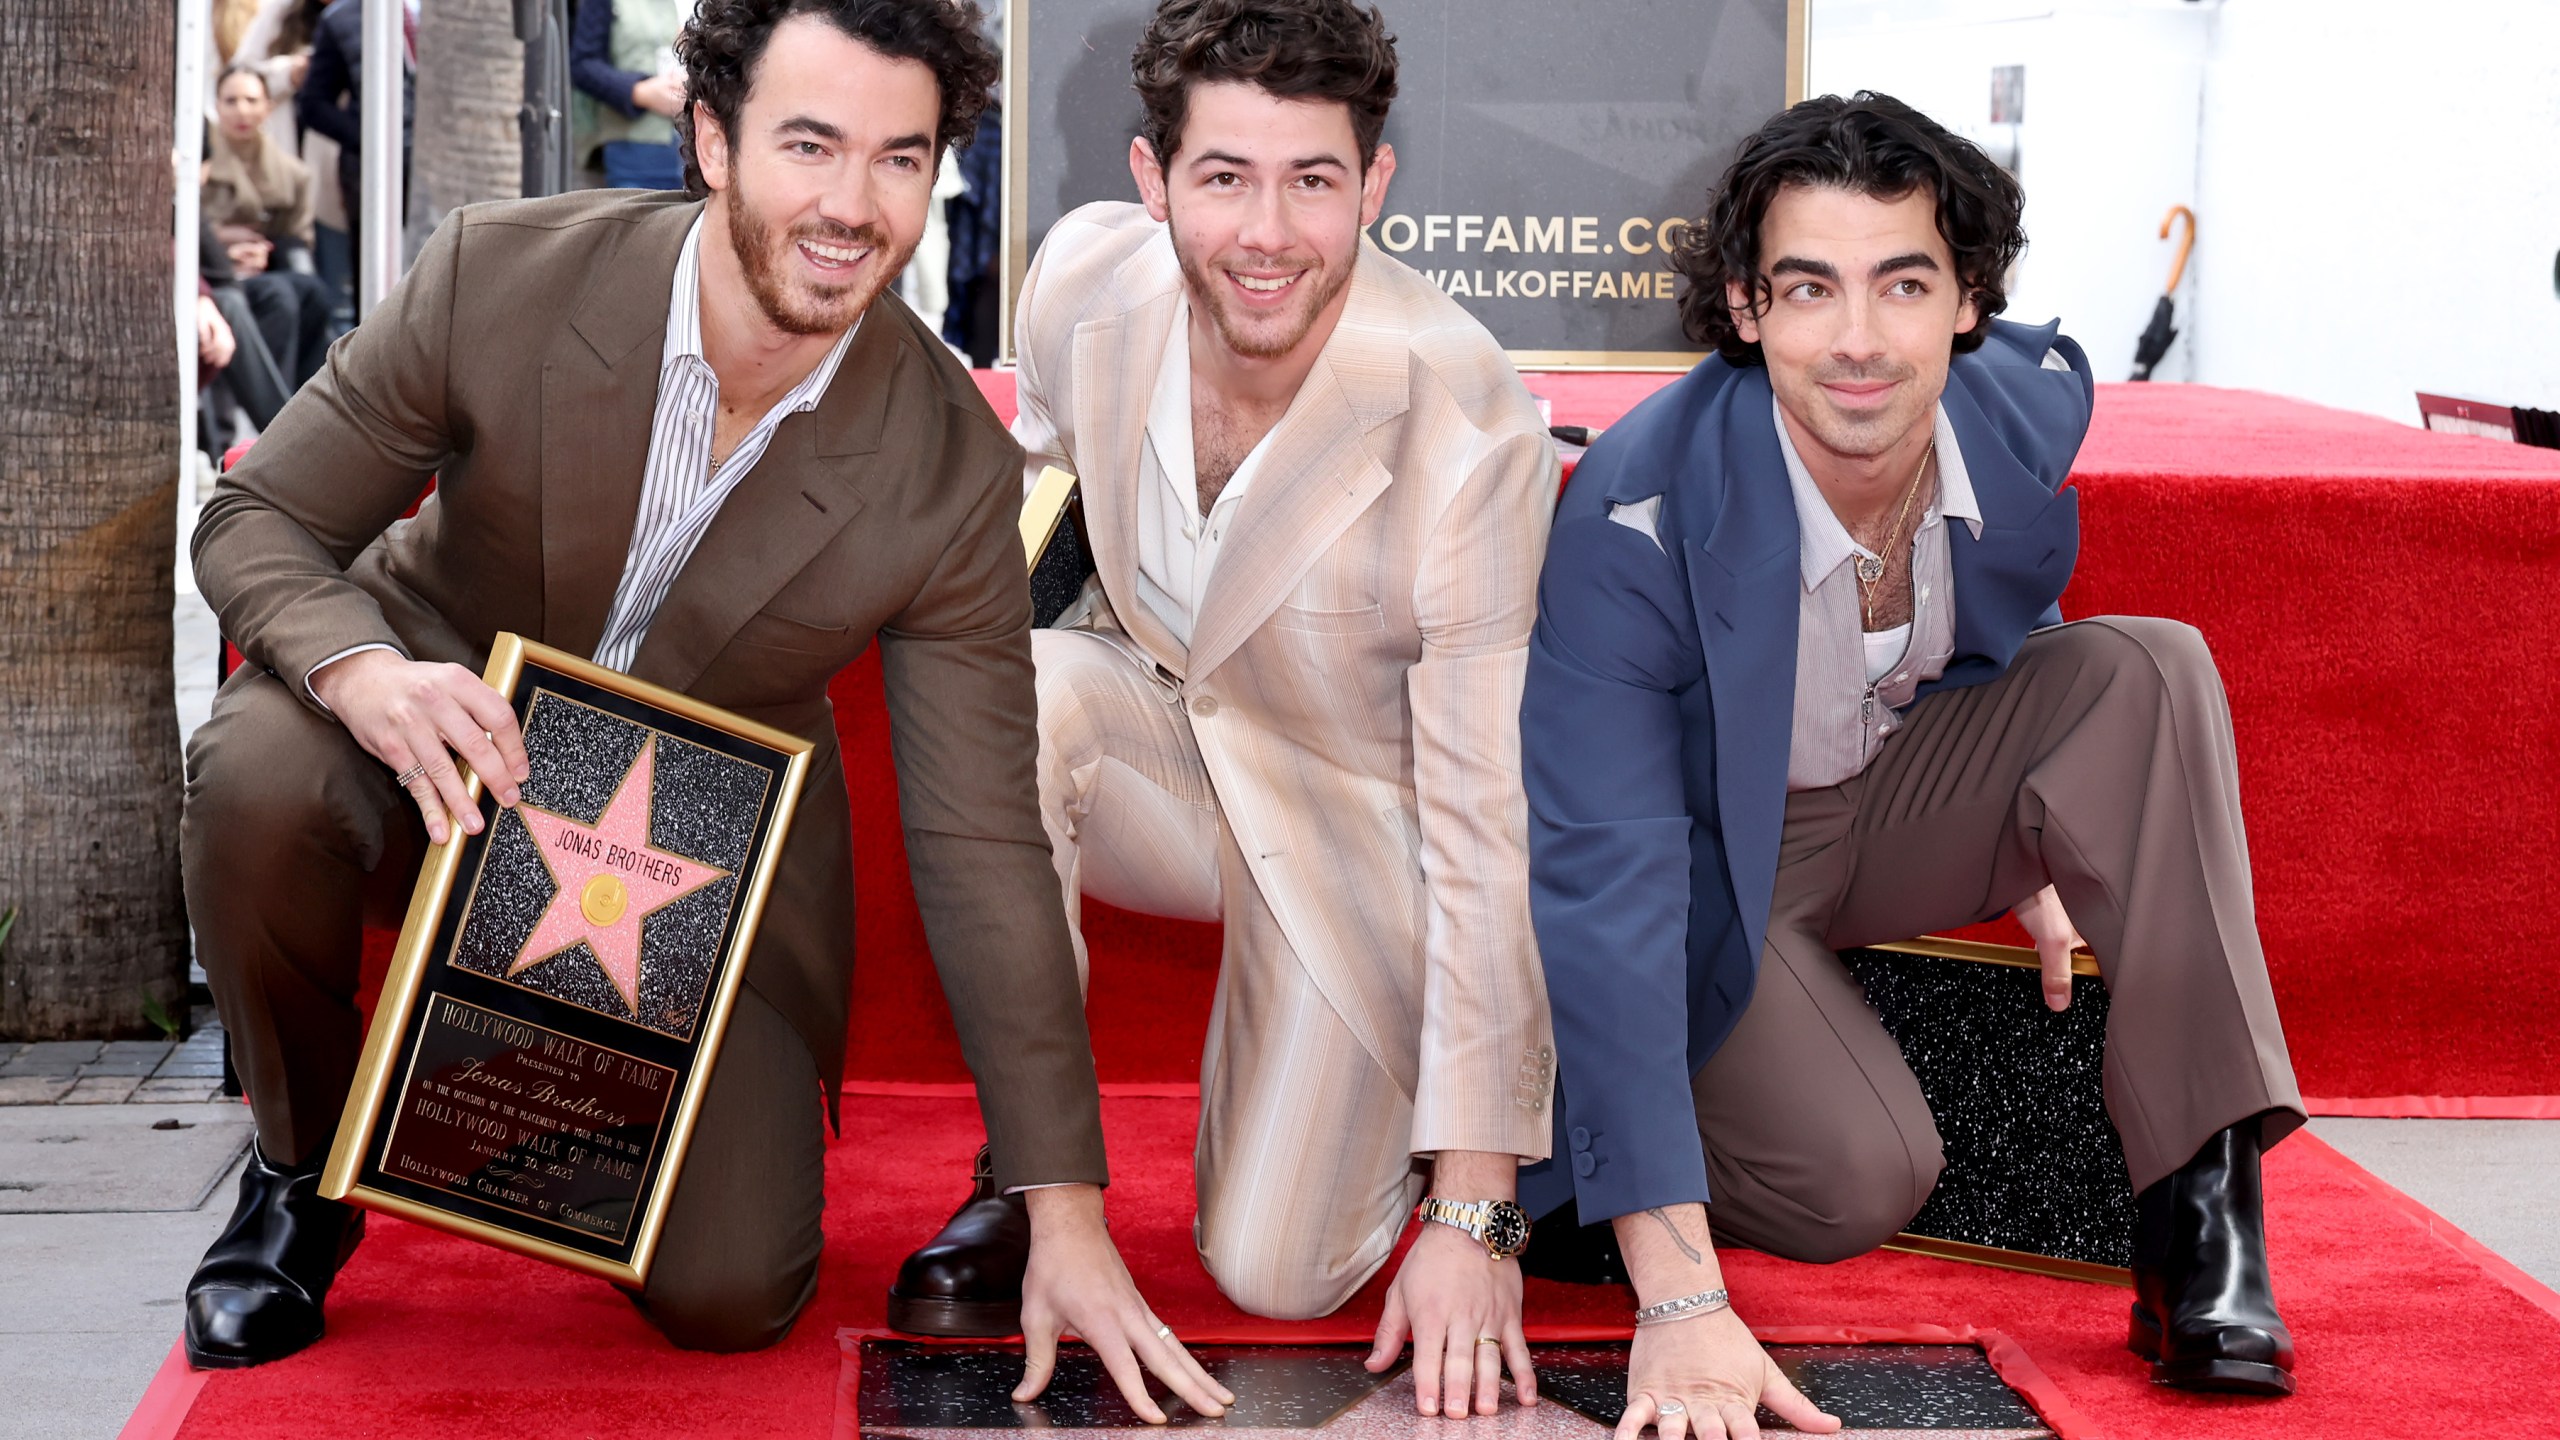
[1775,391,1983,593]
[662,214,861,414]
[1146,292,1194,481]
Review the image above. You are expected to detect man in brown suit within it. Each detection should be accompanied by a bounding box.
[178,2,1232,1417]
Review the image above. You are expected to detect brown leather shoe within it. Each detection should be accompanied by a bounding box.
[886,1146,1028,1336]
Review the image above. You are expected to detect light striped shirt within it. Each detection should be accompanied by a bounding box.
[590,215,861,673]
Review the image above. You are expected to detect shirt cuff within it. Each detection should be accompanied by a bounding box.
[304,642,403,712]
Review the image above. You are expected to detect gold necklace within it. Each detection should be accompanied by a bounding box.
[1855,443,1934,629]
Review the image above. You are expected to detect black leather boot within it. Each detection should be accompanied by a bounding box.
[886,1146,1029,1336]
[2128,1119,2295,1396]
[184,1141,367,1368]
[1516,1197,1630,1286]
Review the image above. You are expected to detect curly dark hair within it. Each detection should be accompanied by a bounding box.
[674,0,1001,197]
[1132,0,1398,170]
[1671,92,2026,366]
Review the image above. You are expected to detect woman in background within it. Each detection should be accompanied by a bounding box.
[205,64,338,390]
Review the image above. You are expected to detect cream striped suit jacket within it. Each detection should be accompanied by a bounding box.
[1013,202,1559,1163]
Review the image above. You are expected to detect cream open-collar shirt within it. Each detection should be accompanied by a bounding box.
[1135,295,1283,650]
[1778,396,1983,791]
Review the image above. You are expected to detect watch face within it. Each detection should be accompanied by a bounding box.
[1482,1200,1532,1259]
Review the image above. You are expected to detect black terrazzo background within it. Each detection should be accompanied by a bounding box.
[1538,1342,2046,1433]
[517,692,648,825]
[861,1344,1396,1429]
[650,733,768,872]
[1842,949,2134,1270]
[1029,505,1096,628]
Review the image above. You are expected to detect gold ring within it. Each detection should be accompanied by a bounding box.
[1155,1324,1174,1341]
[1476,1336,1500,1346]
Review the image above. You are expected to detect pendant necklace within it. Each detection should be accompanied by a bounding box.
[1855,443,1935,629]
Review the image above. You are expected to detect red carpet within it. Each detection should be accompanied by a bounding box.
[155,1091,2560,1440]
[149,381,2560,1438]
[868,377,2560,1103]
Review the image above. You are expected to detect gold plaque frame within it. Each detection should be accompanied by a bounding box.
[321,634,814,1286]
[998,0,1810,371]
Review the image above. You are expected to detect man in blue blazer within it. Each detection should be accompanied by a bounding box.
[1519,94,2305,1431]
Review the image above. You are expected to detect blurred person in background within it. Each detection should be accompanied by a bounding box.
[197,216,294,454]
[298,0,414,279]
[572,0,691,189]
[207,63,339,387]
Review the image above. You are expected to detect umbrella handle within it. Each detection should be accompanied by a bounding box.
[2158,205,2197,295]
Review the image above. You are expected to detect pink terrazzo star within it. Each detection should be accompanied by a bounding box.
[510,736,729,1017]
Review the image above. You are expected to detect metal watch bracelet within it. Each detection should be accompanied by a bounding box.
[1632,1287,1730,1326]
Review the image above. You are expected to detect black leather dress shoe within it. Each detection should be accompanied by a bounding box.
[1516,1198,1630,1286]
[2128,1119,2296,1396]
[886,1146,1029,1336]
[184,1142,366,1369]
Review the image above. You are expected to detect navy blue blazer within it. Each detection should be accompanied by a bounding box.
[1516,319,2096,1223]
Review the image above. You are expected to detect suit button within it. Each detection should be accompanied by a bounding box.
[1573,1153,1596,1178]
[1190,696,1219,717]
[1570,1126,1591,1151]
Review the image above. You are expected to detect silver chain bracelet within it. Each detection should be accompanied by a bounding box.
[1632,1288,1730,1327]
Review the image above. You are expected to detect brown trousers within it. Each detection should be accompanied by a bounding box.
[1693,617,2305,1263]
[182,669,824,1351]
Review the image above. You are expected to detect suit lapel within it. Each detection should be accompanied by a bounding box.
[1070,291,1188,677]
[624,301,893,694]
[1939,374,2079,670]
[541,201,698,660]
[1686,369,1801,964]
[1185,245,1409,681]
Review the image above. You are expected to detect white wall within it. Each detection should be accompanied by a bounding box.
[1811,0,2213,386]
[2188,0,2560,421]
[1808,0,2560,424]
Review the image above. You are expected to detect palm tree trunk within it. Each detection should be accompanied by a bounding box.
[0,0,189,1037]
[410,0,525,241]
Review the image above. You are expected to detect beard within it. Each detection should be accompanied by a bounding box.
[1778,354,1939,459]
[1171,226,1355,363]
[723,169,912,338]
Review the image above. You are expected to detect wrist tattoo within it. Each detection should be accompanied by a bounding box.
[1643,1207,1704,1265]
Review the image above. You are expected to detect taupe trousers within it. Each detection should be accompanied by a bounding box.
[1691,617,2305,1263]
[184,668,825,1352]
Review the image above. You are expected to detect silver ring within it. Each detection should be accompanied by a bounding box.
[393,764,427,787]
[1656,1400,1686,1416]
[1154,1324,1174,1341]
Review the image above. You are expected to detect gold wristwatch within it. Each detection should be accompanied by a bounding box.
[1416,1197,1533,1260]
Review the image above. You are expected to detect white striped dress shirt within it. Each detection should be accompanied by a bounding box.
[590,216,861,673]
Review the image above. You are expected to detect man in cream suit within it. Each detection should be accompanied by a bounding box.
[886,0,1558,1418]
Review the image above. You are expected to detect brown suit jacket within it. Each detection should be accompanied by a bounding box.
[194,188,1105,1189]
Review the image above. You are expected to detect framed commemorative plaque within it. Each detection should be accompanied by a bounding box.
[320,634,812,1284]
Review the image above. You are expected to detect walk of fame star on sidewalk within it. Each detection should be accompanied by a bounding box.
[510,736,729,1017]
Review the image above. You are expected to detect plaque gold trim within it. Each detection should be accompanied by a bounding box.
[1868,934,2127,1287]
[998,0,1805,372]
[1882,1233,2134,1289]
[1020,463,1079,564]
[320,633,814,1287]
